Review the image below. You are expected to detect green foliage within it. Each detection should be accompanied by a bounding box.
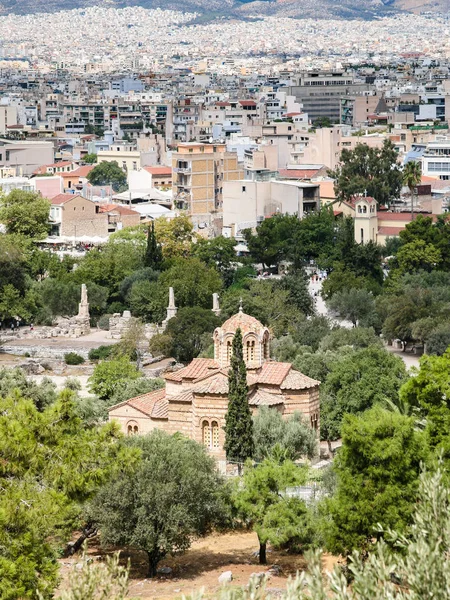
[402,160,422,193]
[233,457,308,563]
[0,389,134,598]
[109,377,164,405]
[55,545,129,600]
[279,269,314,315]
[148,333,174,358]
[186,468,450,600]
[323,406,428,556]
[119,267,159,301]
[329,139,403,207]
[89,430,226,577]
[82,153,98,164]
[321,345,408,441]
[0,367,57,411]
[426,324,450,356]
[64,352,85,365]
[164,306,221,362]
[327,288,377,327]
[262,497,315,554]
[243,214,300,268]
[399,350,450,453]
[396,239,441,273]
[89,357,141,400]
[88,345,115,361]
[253,406,317,461]
[144,221,163,271]
[87,160,127,192]
[192,235,237,285]
[154,214,196,259]
[224,328,254,466]
[97,314,111,330]
[0,189,50,239]
[159,257,223,310]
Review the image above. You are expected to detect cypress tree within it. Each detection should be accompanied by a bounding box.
[224,327,254,470]
[144,221,163,270]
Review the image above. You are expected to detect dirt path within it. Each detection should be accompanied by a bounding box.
[59,531,340,599]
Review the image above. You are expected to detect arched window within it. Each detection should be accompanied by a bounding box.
[127,422,139,436]
[362,205,367,213]
[211,421,219,448]
[246,339,256,362]
[133,425,138,434]
[360,228,364,244]
[127,425,133,436]
[263,338,270,359]
[358,205,362,213]
[202,420,211,447]
[250,340,255,361]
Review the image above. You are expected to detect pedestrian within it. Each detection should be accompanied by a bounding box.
[30,323,34,331]
[10,322,14,332]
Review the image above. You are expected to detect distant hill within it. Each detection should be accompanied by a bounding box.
[0,0,447,18]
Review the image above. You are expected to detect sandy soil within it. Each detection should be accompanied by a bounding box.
[58,531,340,599]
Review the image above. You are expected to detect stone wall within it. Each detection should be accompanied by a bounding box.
[107,311,164,340]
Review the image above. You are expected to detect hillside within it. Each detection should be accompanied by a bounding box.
[0,0,447,18]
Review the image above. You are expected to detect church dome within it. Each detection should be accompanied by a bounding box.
[213,306,270,369]
[220,310,265,335]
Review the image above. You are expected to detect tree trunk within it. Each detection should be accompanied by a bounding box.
[259,540,267,565]
[327,438,333,456]
[147,551,161,578]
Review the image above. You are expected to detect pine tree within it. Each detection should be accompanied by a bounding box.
[224,327,254,470]
[144,221,162,270]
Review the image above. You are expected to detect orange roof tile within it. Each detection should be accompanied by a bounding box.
[144,166,172,176]
[151,397,169,419]
[50,193,82,205]
[99,203,139,216]
[164,358,219,382]
[61,165,94,178]
[248,389,284,406]
[279,168,320,179]
[280,369,320,390]
[127,388,166,417]
[257,362,292,386]
[220,311,267,336]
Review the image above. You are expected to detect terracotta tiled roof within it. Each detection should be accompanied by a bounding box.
[280,369,320,390]
[50,193,82,205]
[128,387,166,415]
[239,100,257,107]
[378,213,414,222]
[33,161,75,175]
[61,165,93,178]
[220,311,267,335]
[378,226,404,236]
[151,396,169,419]
[164,358,219,382]
[99,203,140,216]
[248,389,284,406]
[144,166,172,176]
[193,372,229,395]
[168,390,194,403]
[279,168,320,179]
[257,362,292,386]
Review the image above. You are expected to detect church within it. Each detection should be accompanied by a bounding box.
[108,307,320,467]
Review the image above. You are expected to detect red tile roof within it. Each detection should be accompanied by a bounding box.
[280,369,320,390]
[61,165,93,178]
[279,168,320,179]
[257,362,292,386]
[109,387,166,417]
[248,389,284,406]
[151,397,168,419]
[164,358,219,382]
[239,100,257,107]
[378,212,414,222]
[34,161,75,175]
[144,166,172,176]
[50,193,82,205]
[98,203,139,216]
[378,226,404,236]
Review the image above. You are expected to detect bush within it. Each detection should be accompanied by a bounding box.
[97,314,111,331]
[64,352,85,365]
[88,345,114,361]
[64,377,82,392]
[89,357,141,400]
[149,333,173,358]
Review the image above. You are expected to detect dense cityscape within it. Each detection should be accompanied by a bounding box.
[1,2,450,599]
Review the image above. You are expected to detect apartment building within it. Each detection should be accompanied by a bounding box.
[172,142,243,224]
[0,138,54,176]
[422,137,450,180]
[49,193,108,238]
[222,179,320,237]
[283,71,374,122]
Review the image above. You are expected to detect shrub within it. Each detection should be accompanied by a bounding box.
[64,377,82,392]
[64,352,85,365]
[88,345,114,361]
[97,314,112,331]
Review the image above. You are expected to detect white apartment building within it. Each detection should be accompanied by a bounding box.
[422,137,450,180]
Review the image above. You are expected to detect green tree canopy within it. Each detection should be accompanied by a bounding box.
[89,430,226,577]
[323,406,428,556]
[253,406,317,462]
[233,457,308,563]
[86,161,127,192]
[0,189,50,239]
[83,153,98,164]
[192,235,237,285]
[329,139,402,207]
[321,345,408,442]
[0,390,133,598]
[163,306,221,362]
[327,288,377,327]
[89,357,141,401]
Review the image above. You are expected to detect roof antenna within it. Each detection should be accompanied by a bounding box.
[239,297,243,313]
